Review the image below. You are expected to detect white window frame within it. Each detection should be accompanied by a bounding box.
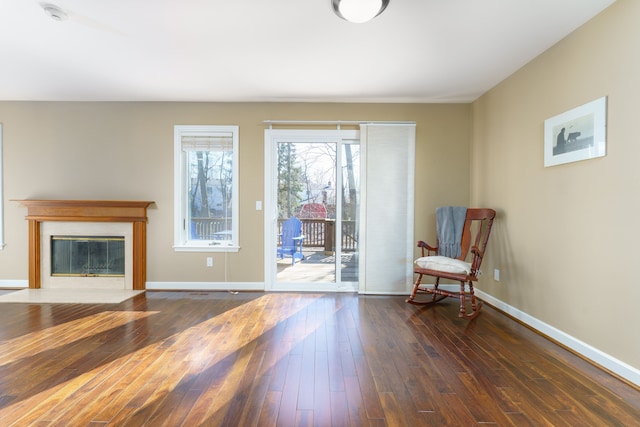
[174,125,239,252]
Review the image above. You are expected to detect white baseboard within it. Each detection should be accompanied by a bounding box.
[146,281,264,291]
[0,280,264,292]
[476,288,640,388]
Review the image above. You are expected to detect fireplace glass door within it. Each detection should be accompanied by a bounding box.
[51,236,125,277]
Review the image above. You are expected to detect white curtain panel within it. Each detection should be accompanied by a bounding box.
[359,123,415,294]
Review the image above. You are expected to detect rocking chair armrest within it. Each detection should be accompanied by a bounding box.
[470,245,485,272]
[417,240,438,256]
[470,245,484,258]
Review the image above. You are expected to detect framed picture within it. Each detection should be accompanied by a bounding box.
[544,96,607,167]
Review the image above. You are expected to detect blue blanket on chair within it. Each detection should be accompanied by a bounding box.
[436,206,467,259]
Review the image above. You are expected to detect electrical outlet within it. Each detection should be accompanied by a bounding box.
[494,269,500,281]
[206,257,213,267]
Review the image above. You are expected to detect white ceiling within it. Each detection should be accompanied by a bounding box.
[0,0,616,103]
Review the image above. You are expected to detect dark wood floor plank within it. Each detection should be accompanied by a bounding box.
[277,353,302,427]
[352,354,385,420]
[313,349,332,427]
[326,318,347,394]
[6,371,82,426]
[212,340,263,426]
[330,390,349,427]
[0,311,138,394]
[295,409,313,427]
[177,301,266,425]
[378,391,408,426]
[257,389,281,426]
[237,370,272,427]
[0,291,638,426]
[343,374,371,426]
[297,333,317,411]
[68,342,167,423]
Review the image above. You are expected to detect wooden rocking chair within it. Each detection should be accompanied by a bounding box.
[406,207,496,319]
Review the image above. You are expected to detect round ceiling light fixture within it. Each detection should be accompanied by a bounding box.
[332,0,389,23]
[41,3,68,21]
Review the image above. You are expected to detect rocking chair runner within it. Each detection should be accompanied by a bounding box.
[406,208,496,319]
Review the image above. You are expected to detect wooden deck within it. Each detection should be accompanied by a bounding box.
[277,248,358,283]
[0,291,638,425]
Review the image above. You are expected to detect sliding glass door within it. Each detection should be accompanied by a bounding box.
[265,130,359,291]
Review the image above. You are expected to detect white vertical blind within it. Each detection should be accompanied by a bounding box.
[360,123,416,294]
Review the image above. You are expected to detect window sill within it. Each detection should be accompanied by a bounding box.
[173,244,240,253]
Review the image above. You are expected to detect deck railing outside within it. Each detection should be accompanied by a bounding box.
[191,217,357,251]
[279,219,357,252]
[191,217,230,240]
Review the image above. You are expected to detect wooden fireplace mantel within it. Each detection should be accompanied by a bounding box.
[16,200,154,290]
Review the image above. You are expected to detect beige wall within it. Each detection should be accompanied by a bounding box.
[472,0,640,370]
[0,102,470,284]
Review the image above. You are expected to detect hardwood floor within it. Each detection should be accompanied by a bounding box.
[0,291,638,426]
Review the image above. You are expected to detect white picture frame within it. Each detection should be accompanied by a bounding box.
[544,96,607,167]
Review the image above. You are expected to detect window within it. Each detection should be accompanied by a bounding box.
[174,125,239,252]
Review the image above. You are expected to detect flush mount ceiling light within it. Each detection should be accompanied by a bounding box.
[332,0,390,23]
[41,3,68,21]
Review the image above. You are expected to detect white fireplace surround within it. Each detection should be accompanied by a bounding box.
[41,221,134,290]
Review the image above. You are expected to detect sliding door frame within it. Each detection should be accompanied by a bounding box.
[264,128,360,292]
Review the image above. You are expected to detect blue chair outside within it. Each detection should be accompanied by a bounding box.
[277,217,305,265]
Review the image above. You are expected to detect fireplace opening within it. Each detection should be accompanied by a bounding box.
[51,236,125,277]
